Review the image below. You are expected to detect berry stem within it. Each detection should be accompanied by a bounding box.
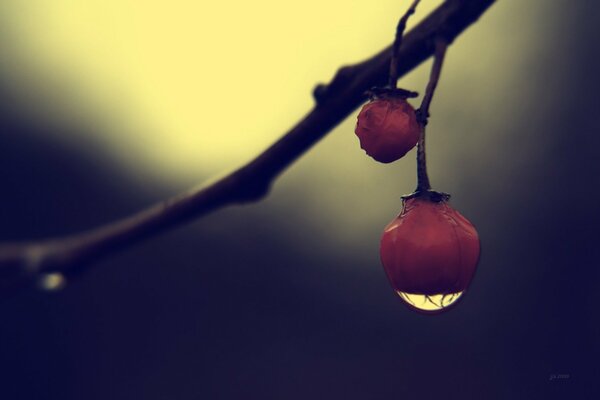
[415,125,431,191]
[389,0,421,88]
[416,38,448,193]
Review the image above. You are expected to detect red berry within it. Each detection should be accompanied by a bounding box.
[380,197,480,313]
[355,97,420,163]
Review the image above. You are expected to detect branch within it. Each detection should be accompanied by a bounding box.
[0,0,496,291]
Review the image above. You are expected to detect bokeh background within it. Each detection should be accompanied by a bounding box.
[0,0,598,398]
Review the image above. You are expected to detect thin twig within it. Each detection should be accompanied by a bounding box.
[416,38,448,192]
[389,0,421,88]
[0,0,496,292]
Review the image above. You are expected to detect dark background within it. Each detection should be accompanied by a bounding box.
[0,1,598,399]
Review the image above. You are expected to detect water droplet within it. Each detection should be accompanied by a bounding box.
[396,291,463,313]
[37,273,67,292]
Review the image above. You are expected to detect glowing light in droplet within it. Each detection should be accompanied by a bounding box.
[37,273,67,291]
[396,291,463,313]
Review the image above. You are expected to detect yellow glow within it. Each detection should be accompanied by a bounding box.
[0,1,554,252]
[397,291,463,312]
[37,273,67,291]
[0,0,442,179]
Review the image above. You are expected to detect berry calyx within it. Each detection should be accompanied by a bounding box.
[355,90,421,163]
[379,193,480,314]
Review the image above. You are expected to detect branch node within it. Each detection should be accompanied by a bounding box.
[313,84,328,103]
[313,66,355,104]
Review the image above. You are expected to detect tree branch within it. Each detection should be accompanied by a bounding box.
[0,0,496,291]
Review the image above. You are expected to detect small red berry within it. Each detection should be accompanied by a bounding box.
[355,96,420,163]
[380,196,480,313]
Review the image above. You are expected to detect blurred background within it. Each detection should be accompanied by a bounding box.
[0,0,597,398]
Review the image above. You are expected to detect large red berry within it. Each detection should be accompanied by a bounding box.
[355,97,420,163]
[380,197,480,313]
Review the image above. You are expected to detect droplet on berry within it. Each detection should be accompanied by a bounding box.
[355,95,420,163]
[396,291,463,312]
[380,196,480,314]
